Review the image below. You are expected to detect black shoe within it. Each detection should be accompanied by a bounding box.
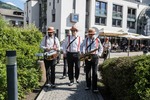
[60,76,66,79]
[51,84,56,88]
[76,80,79,84]
[45,83,51,87]
[68,82,74,86]
[93,89,99,93]
[85,87,90,90]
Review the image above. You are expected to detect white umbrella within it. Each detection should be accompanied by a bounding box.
[136,35,149,40]
[99,29,127,37]
[119,34,140,56]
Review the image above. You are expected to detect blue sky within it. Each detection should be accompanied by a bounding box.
[1,0,26,10]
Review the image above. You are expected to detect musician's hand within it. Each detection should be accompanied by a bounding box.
[45,48,51,52]
[53,47,58,51]
[80,52,84,58]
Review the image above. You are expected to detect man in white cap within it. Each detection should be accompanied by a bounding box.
[80,28,103,93]
[40,26,60,88]
[63,25,82,86]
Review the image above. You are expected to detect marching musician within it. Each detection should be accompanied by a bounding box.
[80,28,103,93]
[40,26,60,88]
[60,32,70,79]
[103,37,111,60]
[63,25,82,86]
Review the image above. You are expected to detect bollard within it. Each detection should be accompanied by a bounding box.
[37,60,46,82]
[6,51,18,100]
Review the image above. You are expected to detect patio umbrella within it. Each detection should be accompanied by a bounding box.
[135,35,150,50]
[99,29,127,37]
[119,34,140,56]
[136,35,149,40]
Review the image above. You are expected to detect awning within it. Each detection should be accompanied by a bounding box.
[99,30,127,37]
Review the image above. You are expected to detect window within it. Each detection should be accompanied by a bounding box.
[57,0,59,3]
[95,1,107,16]
[112,19,122,27]
[127,21,135,29]
[95,16,106,25]
[18,21,23,26]
[112,4,122,18]
[113,4,122,13]
[128,8,136,18]
[127,8,136,29]
[112,4,122,27]
[52,14,55,22]
[53,0,55,9]
[95,1,107,25]
[9,20,16,26]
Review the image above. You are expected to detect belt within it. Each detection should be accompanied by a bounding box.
[67,52,79,54]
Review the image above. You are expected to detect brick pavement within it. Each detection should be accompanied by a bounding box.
[36,60,104,100]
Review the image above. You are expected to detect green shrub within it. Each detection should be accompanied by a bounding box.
[100,55,150,100]
[0,17,43,99]
[134,55,150,100]
[101,57,139,100]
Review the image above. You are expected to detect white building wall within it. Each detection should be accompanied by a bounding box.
[24,0,150,40]
[89,0,148,34]
[24,3,27,26]
[31,1,39,27]
[24,1,39,27]
[47,0,86,41]
[47,0,61,39]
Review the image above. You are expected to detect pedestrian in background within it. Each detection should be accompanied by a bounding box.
[60,31,70,79]
[103,37,111,60]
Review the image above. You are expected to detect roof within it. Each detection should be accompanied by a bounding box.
[0,8,23,18]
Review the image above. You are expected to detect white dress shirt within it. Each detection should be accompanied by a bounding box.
[63,35,82,54]
[40,35,60,51]
[103,42,111,50]
[80,37,103,56]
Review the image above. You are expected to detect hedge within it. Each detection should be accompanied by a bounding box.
[100,55,150,100]
[0,17,43,99]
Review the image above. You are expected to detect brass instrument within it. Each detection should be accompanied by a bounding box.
[103,46,109,54]
[80,48,99,61]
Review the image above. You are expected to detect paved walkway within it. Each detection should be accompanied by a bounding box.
[36,51,150,100]
[36,60,104,100]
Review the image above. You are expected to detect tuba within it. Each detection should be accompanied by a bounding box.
[80,48,99,61]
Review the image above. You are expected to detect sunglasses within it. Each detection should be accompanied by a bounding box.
[48,32,53,33]
[89,34,94,35]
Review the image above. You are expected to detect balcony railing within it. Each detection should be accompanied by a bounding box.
[127,14,136,21]
[112,12,122,19]
[95,9,107,17]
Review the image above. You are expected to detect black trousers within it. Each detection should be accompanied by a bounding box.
[85,54,99,90]
[63,56,67,76]
[44,59,56,84]
[67,52,80,82]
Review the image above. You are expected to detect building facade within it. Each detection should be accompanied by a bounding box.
[24,0,150,41]
[0,8,24,26]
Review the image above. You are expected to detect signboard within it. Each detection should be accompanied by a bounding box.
[70,13,79,23]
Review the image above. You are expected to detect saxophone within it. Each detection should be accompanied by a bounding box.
[103,47,108,54]
[80,48,99,61]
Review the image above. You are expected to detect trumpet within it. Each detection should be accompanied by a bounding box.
[80,48,99,61]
